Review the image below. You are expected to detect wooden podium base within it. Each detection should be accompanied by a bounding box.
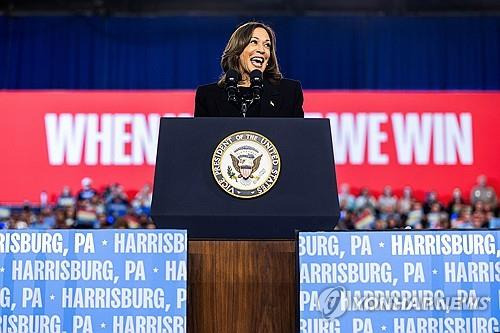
[188,240,296,332]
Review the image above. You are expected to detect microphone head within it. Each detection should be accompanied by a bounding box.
[249,70,263,101]
[249,69,263,84]
[225,69,240,103]
[225,69,241,85]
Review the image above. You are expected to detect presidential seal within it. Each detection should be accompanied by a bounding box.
[212,131,281,199]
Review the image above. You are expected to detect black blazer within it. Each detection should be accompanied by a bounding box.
[194,78,304,117]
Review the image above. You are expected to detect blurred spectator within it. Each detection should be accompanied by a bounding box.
[336,209,355,230]
[132,183,153,215]
[472,211,487,228]
[54,209,70,229]
[488,212,500,228]
[106,195,129,222]
[386,214,401,229]
[104,183,128,202]
[113,217,129,229]
[338,183,355,211]
[19,203,36,228]
[427,202,446,229]
[472,201,484,214]
[13,212,29,229]
[406,202,424,229]
[92,196,106,216]
[423,191,440,215]
[451,206,473,229]
[123,208,141,229]
[375,219,387,230]
[355,188,376,212]
[397,186,413,216]
[447,188,465,220]
[31,207,55,229]
[139,214,154,228]
[378,186,398,221]
[146,221,157,229]
[436,215,451,229]
[65,206,76,226]
[2,179,498,231]
[97,213,112,229]
[40,191,48,208]
[470,175,497,209]
[77,177,97,202]
[0,204,11,229]
[58,186,76,208]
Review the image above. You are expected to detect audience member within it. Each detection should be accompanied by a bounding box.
[386,214,401,229]
[0,205,10,229]
[423,191,440,215]
[54,209,70,229]
[451,206,473,229]
[472,211,487,228]
[58,186,76,208]
[355,188,376,213]
[378,186,398,221]
[338,183,355,211]
[427,202,445,229]
[132,183,153,215]
[77,177,97,202]
[1,177,498,231]
[447,188,465,219]
[397,186,413,217]
[405,202,423,229]
[31,206,55,229]
[470,175,497,209]
[488,212,500,228]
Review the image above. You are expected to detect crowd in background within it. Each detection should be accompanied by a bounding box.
[0,178,155,230]
[0,175,498,230]
[336,175,499,230]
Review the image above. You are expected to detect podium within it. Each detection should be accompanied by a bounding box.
[151,118,339,332]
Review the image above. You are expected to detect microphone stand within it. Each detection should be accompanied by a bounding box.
[236,83,262,118]
[240,94,256,118]
[241,101,248,118]
[238,86,254,118]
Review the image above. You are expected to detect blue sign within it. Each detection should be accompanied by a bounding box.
[298,230,500,333]
[0,230,187,333]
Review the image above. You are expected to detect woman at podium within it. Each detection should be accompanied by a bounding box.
[194,22,304,118]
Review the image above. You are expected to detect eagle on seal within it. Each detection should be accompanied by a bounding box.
[230,154,262,180]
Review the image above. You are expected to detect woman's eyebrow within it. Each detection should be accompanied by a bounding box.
[251,36,271,42]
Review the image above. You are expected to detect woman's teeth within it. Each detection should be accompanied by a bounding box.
[250,57,264,67]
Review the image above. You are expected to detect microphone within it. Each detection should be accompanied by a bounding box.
[250,70,263,101]
[225,69,240,103]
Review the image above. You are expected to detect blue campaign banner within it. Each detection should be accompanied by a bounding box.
[298,229,500,333]
[0,230,187,333]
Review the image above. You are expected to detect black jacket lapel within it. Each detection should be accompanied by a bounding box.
[260,80,280,116]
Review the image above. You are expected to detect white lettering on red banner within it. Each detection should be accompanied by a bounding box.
[0,91,497,203]
[45,113,162,166]
[322,112,473,165]
[43,112,473,167]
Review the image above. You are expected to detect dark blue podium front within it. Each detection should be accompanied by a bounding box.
[151,117,339,239]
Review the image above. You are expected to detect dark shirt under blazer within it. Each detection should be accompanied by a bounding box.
[194,78,304,117]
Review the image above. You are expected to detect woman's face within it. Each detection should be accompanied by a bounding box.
[239,27,271,75]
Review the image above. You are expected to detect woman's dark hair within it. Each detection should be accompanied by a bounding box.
[218,22,282,87]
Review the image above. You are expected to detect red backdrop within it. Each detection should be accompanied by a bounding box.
[0,91,498,203]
